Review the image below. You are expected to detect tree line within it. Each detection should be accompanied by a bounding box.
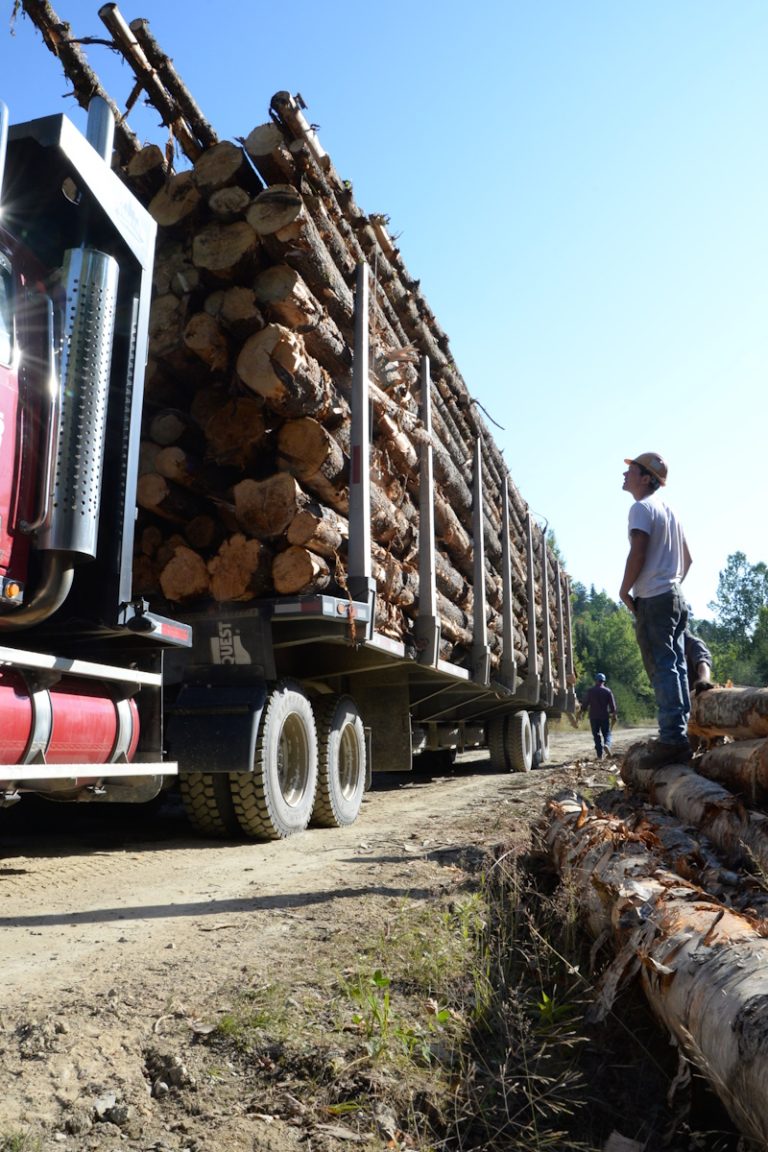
[569,551,767,721]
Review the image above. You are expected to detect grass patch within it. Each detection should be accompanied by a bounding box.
[0,1134,43,1152]
[197,840,738,1151]
[199,851,605,1149]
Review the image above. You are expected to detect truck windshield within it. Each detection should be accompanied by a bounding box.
[0,254,12,367]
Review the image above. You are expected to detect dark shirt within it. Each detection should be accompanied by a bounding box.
[583,683,617,722]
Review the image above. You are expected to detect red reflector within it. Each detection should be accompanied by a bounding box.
[159,622,191,642]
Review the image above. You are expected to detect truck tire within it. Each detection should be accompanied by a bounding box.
[509,711,533,773]
[311,695,366,827]
[179,772,241,838]
[531,711,550,767]
[230,682,318,839]
[487,716,509,772]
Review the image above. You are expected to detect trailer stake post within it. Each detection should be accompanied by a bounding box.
[348,263,376,638]
[416,357,440,667]
[554,561,568,710]
[539,524,554,707]
[500,477,518,691]
[471,440,490,686]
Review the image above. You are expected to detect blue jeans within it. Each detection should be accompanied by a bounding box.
[590,717,611,756]
[634,586,690,744]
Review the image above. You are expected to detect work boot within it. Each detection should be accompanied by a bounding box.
[637,738,692,769]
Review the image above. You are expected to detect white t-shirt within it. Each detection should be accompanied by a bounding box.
[628,492,688,598]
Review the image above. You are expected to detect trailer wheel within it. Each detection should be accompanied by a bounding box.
[531,711,550,767]
[312,695,366,828]
[179,772,242,838]
[487,716,509,772]
[509,711,533,773]
[230,682,318,840]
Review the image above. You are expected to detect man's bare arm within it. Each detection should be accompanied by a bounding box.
[619,529,649,613]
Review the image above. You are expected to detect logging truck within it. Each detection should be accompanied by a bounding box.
[0,98,576,841]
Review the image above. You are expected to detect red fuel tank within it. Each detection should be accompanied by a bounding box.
[0,669,140,765]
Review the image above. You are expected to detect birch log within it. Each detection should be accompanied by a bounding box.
[621,747,768,873]
[545,793,768,1148]
[690,686,768,741]
[695,739,768,807]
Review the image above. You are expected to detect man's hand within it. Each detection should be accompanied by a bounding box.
[693,679,715,696]
[610,715,617,730]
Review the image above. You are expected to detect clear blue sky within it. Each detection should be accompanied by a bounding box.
[3,1,767,620]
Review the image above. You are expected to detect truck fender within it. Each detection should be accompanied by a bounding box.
[166,682,268,775]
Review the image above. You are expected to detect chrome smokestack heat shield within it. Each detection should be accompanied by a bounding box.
[39,246,119,559]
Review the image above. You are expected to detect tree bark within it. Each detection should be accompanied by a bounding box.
[545,793,768,1149]
[242,122,297,185]
[287,504,347,558]
[246,186,354,329]
[696,739,768,807]
[277,417,348,511]
[690,687,768,741]
[621,748,768,873]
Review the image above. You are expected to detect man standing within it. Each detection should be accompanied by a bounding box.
[582,672,617,760]
[619,452,692,766]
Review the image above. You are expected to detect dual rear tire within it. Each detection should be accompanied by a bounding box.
[486,710,549,773]
[180,684,366,840]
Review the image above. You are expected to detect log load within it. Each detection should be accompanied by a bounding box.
[544,793,768,1149]
[26,7,572,689]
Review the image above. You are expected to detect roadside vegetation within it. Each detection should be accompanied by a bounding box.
[188,834,736,1150]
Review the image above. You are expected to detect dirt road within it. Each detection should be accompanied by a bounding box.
[0,723,654,1150]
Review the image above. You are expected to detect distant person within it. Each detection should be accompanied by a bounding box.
[619,452,692,768]
[582,672,618,760]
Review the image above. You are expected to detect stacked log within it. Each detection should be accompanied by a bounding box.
[620,690,768,888]
[543,793,768,1148]
[120,95,566,677]
[542,686,768,1145]
[20,1,569,683]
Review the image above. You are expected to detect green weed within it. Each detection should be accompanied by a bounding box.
[0,1134,43,1152]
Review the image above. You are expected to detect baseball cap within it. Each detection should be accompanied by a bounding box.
[624,452,668,486]
[596,672,606,681]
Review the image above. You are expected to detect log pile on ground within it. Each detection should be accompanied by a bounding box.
[541,685,768,1146]
[19,1,569,679]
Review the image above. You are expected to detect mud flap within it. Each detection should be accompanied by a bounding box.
[166,682,267,774]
